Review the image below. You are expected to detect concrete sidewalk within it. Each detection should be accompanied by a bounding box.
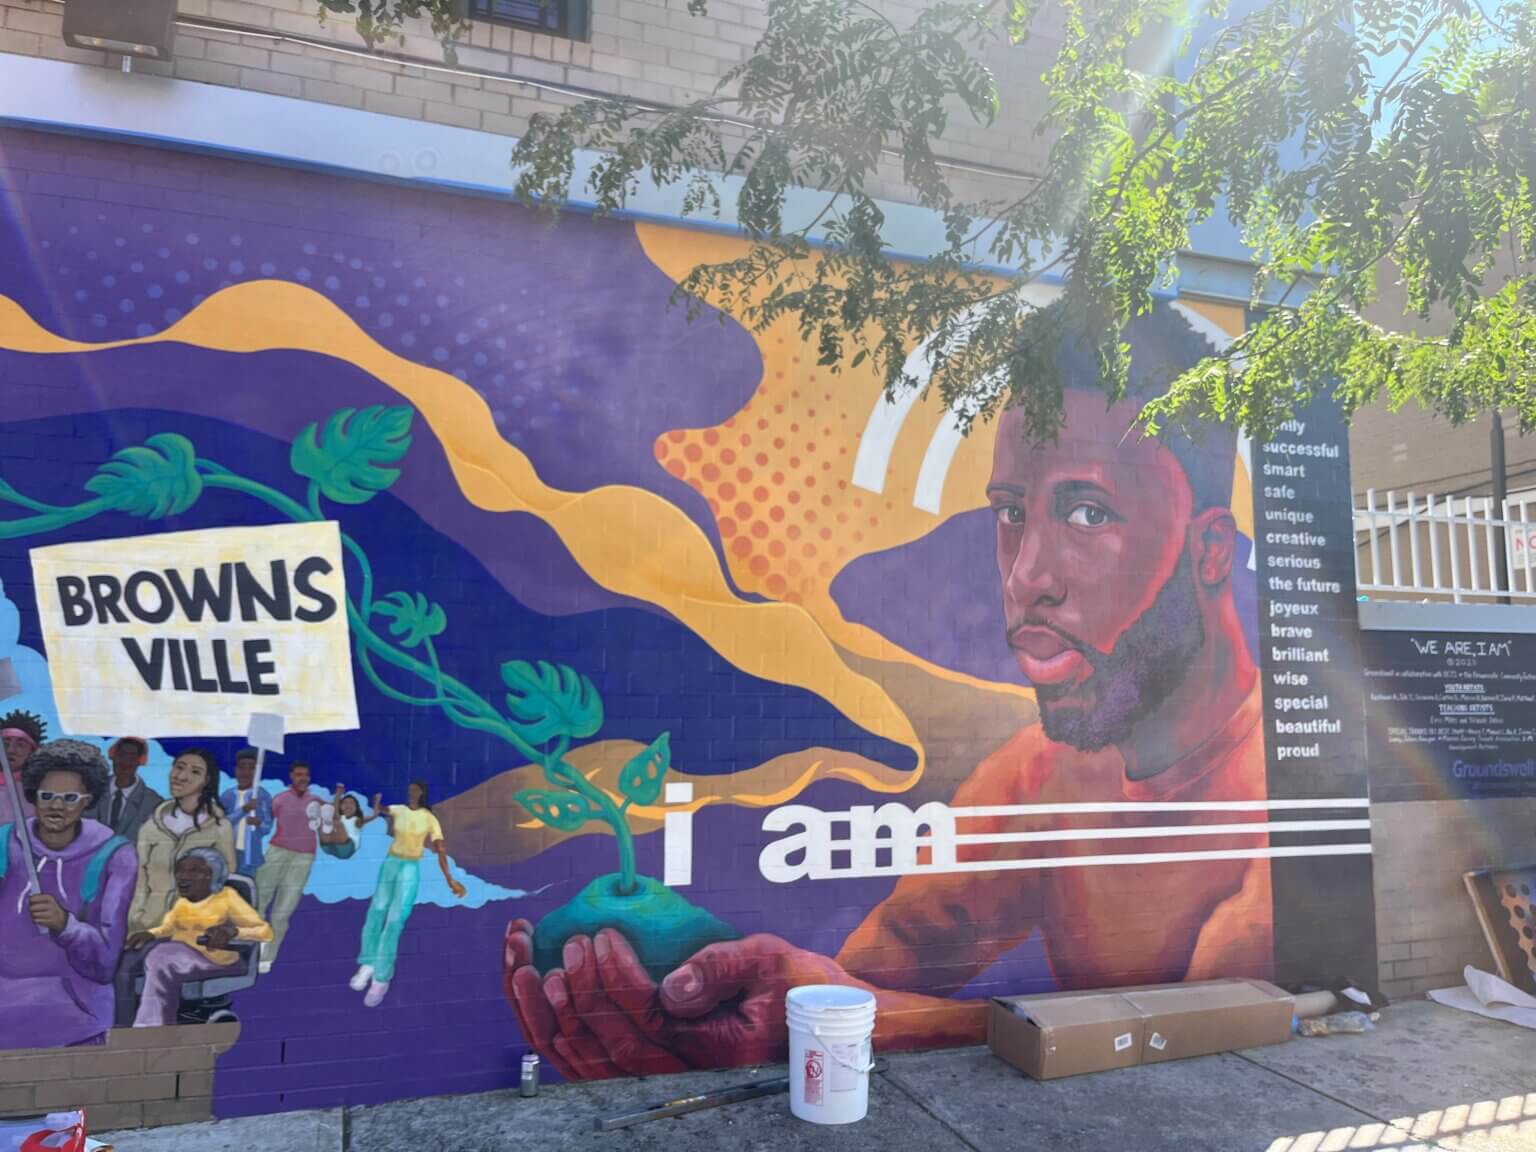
[101,1002,1536,1151]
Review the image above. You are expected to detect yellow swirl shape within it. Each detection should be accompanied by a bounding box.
[0,284,924,791]
[632,226,1254,694]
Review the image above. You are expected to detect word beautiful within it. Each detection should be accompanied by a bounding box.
[55,559,340,696]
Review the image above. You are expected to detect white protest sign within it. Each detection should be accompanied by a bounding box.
[30,522,359,737]
[247,711,287,754]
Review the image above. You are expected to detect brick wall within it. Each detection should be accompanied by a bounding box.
[0,119,1378,1130]
[0,0,1054,205]
[0,1024,237,1131]
[1372,798,1536,1000]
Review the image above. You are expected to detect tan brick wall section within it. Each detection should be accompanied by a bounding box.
[0,0,1053,206]
[0,1023,237,1131]
[1372,798,1536,1001]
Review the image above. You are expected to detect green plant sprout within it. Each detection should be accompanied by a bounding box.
[0,405,667,895]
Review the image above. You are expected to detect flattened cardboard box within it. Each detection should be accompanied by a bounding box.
[988,978,1294,1080]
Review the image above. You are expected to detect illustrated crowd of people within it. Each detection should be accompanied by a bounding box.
[0,711,465,1049]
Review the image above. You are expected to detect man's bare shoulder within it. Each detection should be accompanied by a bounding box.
[950,722,1057,807]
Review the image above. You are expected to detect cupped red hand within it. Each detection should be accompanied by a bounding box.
[504,922,859,1079]
[655,933,856,1069]
[502,920,687,1080]
[503,918,580,1079]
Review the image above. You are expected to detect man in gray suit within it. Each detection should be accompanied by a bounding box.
[88,737,162,842]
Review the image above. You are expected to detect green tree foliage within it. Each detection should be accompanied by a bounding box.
[485,0,1533,441]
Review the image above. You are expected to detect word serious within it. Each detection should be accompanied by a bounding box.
[30,522,359,736]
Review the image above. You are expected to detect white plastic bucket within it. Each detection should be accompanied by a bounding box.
[786,984,877,1125]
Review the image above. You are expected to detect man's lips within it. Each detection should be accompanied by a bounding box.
[1009,626,1090,687]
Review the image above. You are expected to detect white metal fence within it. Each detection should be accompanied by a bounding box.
[1354,489,1536,604]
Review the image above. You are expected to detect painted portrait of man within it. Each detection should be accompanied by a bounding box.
[503,302,1272,1079]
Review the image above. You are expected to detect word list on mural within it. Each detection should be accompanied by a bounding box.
[1254,401,1363,790]
[1253,397,1374,986]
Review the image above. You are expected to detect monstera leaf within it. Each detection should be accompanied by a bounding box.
[617,732,671,807]
[501,659,603,745]
[513,787,595,832]
[373,591,447,649]
[84,434,203,518]
[291,405,413,505]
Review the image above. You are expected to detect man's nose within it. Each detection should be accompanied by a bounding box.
[1005,522,1066,609]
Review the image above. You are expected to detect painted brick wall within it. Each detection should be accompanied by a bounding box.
[0,1024,236,1131]
[0,0,1054,205]
[0,124,1377,1129]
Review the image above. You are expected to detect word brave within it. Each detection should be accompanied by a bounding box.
[122,637,276,695]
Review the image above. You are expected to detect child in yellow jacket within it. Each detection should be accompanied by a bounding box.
[124,846,271,1027]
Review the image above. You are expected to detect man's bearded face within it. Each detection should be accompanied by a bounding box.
[989,392,1209,752]
[1031,555,1205,751]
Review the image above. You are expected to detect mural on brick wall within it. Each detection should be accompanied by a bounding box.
[0,128,1374,1113]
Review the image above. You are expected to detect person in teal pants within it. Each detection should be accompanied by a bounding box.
[350,781,465,1007]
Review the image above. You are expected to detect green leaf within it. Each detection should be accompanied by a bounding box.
[84,434,202,519]
[617,732,671,807]
[291,406,414,505]
[513,787,596,832]
[501,659,604,745]
[372,590,447,649]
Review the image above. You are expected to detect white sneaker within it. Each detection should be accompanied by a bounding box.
[363,979,390,1008]
[258,960,273,975]
[319,802,336,836]
[349,965,374,992]
[306,799,322,831]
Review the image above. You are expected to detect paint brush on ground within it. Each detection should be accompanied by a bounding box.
[593,1059,890,1131]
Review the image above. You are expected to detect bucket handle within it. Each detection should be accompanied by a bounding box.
[811,1026,875,1074]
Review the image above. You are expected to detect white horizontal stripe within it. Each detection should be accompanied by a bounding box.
[803,843,1373,881]
[950,799,1370,818]
[947,819,1372,845]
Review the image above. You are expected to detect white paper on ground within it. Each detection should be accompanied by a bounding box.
[1427,965,1536,1030]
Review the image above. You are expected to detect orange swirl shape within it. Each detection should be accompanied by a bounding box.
[0,282,929,795]
[634,222,1256,670]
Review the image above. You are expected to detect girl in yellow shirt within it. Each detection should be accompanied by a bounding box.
[350,781,465,1007]
[124,847,271,1027]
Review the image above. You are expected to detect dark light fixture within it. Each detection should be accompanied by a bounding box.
[63,0,177,60]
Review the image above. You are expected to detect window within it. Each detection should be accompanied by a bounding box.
[467,0,590,41]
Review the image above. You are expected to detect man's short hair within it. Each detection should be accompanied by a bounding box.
[1055,301,1237,512]
[22,740,111,807]
[289,760,310,774]
[235,747,258,764]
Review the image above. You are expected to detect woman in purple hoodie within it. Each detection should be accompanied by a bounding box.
[0,739,137,1048]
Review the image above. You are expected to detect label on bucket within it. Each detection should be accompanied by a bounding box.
[803,1048,825,1107]
[830,1042,864,1092]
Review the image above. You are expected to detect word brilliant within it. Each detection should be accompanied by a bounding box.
[53,558,340,696]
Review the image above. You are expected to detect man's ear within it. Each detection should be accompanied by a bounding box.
[1191,507,1237,586]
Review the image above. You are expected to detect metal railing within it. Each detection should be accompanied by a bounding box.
[1354,489,1536,604]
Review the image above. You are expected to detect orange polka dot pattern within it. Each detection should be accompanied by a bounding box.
[655,345,914,603]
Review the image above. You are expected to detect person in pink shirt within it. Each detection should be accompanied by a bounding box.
[251,761,318,973]
[0,710,45,827]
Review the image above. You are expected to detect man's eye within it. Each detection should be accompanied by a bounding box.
[994,505,1024,527]
[1066,503,1113,528]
